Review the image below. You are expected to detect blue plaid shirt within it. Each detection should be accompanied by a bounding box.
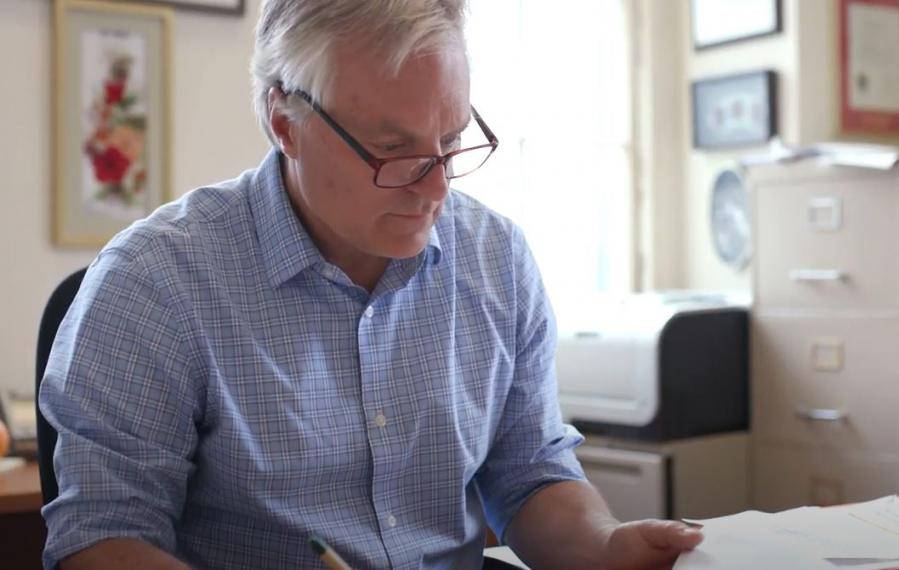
[40,149,585,569]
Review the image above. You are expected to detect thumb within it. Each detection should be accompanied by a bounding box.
[637,520,704,551]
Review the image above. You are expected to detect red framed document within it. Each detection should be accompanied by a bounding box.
[838,0,899,139]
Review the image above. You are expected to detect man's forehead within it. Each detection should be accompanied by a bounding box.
[335,84,470,138]
[370,104,471,136]
[325,40,471,133]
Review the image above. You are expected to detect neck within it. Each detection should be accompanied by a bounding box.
[280,157,389,293]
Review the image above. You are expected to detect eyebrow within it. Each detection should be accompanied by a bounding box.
[371,114,472,142]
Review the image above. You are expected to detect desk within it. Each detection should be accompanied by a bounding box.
[0,460,46,569]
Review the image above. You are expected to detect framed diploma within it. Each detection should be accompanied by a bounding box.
[838,0,899,139]
[691,0,782,50]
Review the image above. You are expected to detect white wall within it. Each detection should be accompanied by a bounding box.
[636,0,687,290]
[0,0,270,396]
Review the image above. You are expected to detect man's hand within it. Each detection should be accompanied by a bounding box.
[505,481,703,570]
[596,519,703,570]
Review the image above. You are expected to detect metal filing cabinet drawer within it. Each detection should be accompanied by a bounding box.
[751,315,899,454]
[752,166,899,312]
[753,443,899,512]
[577,446,668,520]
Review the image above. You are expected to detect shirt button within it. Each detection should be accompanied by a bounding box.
[387,514,397,528]
[374,413,387,428]
[364,306,374,318]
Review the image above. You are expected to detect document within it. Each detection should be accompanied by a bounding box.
[739,139,899,170]
[674,496,899,570]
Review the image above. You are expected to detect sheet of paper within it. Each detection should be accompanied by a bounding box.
[675,496,899,570]
[772,498,899,559]
[674,523,825,570]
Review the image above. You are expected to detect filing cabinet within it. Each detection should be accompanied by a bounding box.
[748,160,899,511]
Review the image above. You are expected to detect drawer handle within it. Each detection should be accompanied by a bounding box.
[795,407,847,422]
[789,269,848,283]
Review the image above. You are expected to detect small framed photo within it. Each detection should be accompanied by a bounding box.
[692,70,778,150]
[837,0,899,140]
[691,0,782,50]
[53,0,173,247]
[138,0,245,16]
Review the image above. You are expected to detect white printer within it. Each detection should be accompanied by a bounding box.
[557,291,750,442]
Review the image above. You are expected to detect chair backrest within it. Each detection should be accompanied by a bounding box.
[35,267,87,505]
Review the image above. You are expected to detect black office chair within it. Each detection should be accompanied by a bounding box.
[35,267,87,506]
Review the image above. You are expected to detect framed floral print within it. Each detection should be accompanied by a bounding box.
[139,0,245,16]
[53,0,172,247]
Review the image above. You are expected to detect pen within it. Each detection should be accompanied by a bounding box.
[309,535,354,570]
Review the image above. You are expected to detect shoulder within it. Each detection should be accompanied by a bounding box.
[440,189,527,257]
[435,191,542,309]
[102,169,255,272]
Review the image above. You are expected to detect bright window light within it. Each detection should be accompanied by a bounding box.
[455,0,635,334]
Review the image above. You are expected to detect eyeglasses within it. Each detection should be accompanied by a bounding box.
[286,86,499,189]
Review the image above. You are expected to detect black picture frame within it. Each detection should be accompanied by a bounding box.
[691,0,782,50]
[692,70,778,150]
[137,0,245,16]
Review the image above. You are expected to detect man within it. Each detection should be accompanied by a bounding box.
[40,1,702,568]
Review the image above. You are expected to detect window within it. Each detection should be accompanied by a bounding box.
[455,0,635,333]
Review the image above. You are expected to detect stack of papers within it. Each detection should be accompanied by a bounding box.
[739,139,899,170]
[674,496,899,570]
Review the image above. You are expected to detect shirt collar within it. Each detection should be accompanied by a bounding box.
[249,149,324,288]
[249,149,443,289]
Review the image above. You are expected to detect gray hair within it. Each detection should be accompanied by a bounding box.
[251,0,468,146]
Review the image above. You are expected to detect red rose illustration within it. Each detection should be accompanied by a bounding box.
[105,81,125,105]
[91,146,131,184]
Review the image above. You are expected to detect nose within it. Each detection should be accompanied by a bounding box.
[408,160,450,202]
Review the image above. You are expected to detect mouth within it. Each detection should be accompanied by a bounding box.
[391,211,433,220]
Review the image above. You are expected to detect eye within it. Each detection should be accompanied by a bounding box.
[441,134,462,152]
[377,141,407,153]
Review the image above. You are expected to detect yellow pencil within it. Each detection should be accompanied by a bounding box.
[309,535,354,570]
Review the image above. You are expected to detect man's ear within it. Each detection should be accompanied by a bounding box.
[268,86,301,158]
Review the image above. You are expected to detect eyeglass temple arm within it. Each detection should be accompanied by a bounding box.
[471,106,498,145]
[283,85,381,167]
[283,83,496,154]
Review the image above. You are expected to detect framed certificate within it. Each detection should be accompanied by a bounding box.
[838,0,899,139]
[691,0,782,50]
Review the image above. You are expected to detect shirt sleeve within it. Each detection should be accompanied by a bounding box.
[39,250,202,569]
[474,226,586,542]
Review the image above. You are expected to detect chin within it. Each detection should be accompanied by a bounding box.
[375,231,431,259]
[374,215,435,259]
[383,240,429,260]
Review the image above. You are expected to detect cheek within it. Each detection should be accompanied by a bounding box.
[300,154,384,227]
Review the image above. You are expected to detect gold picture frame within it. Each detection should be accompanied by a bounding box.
[140,0,245,16]
[53,0,173,247]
